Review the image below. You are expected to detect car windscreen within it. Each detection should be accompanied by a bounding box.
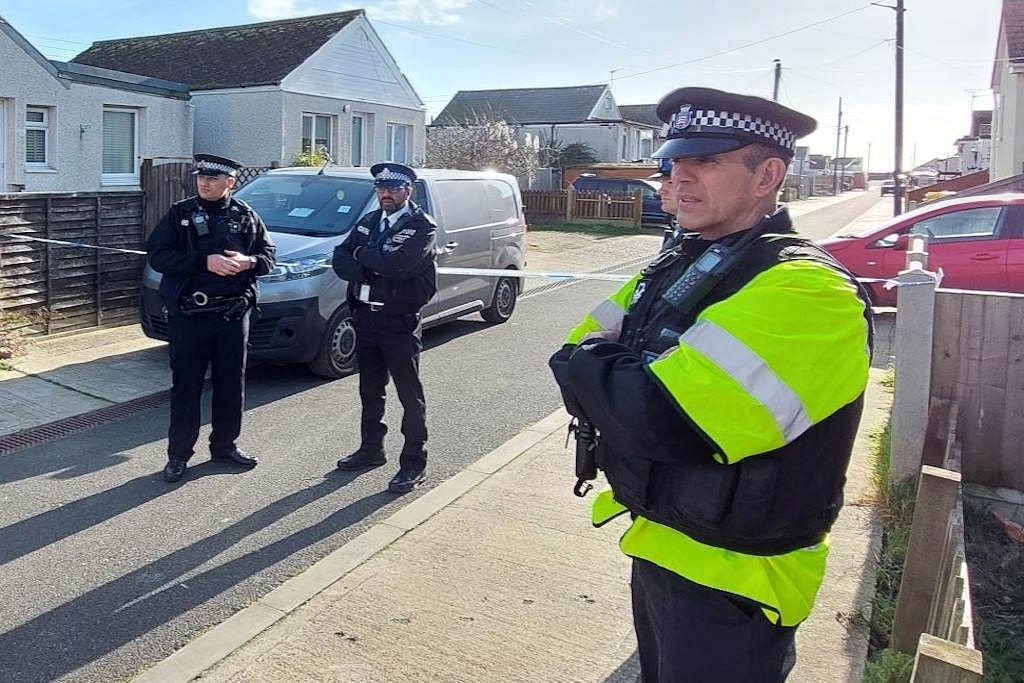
[234,174,375,237]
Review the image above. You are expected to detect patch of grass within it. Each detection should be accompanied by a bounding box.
[528,220,648,238]
[863,408,917,683]
[864,648,914,683]
[880,367,895,391]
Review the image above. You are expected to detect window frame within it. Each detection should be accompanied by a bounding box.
[385,122,411,164]
[301,113,334,159]
[351,114,365,166]
[101,107,140,186]
[25,106,52,169]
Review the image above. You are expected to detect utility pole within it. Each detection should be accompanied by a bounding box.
[839,124,849,192]
[873,0,905,212]
[893,0,905,214]
[832,97,843,196]
[772,59,781,102]
[866,141,872,186]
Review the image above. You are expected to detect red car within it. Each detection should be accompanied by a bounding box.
[818,193,1024,306]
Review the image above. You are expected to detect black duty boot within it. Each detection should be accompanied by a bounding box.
[163,459,188,482]
[211,448,258,468]
[337,446,386,471]
[388,468,426,494]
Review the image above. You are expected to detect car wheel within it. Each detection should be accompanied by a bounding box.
[481,274,518,323]
[308,306,358,378]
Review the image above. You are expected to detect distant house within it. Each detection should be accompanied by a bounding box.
[0,15,192,193]
[72,10,425,169]
[955,110,992,174]
[617,104,665,157]
[991,0,1024,180]
[432,85,659,163]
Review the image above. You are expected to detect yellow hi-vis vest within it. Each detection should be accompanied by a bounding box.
[567,252,870,627]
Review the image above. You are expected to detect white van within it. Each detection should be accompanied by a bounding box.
[140,167,527,378]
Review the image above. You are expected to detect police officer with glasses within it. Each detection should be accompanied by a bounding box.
[147,153,276,483]
[332,162,437,494]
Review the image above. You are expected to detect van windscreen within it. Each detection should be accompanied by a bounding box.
[234,175,375,236]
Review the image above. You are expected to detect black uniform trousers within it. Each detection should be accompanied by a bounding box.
[631,558,797,683]
[354,305,427,472]
[166,311,249,461]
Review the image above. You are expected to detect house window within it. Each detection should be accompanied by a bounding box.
[351,115,364,166]
[102,108,139,185]
[386,123,411,163]
[26,107,51,167]
[302,113,333,159]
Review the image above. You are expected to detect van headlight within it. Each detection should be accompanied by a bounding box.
[259,254,331,283]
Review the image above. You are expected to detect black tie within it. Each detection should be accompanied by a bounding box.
[383,216,390,233]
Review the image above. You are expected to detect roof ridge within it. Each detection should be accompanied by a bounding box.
[453,84,608,95]
[89,9,364,45]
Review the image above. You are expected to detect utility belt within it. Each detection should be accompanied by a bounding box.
[179,290,252,320]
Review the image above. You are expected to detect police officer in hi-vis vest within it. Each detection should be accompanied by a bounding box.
[147,154,276,483]
[550,88,872,682]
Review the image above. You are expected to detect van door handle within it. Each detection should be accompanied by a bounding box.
[970,253,998,261]
[442,241,459,254]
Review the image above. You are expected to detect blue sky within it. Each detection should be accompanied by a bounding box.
[2,0,1001,171]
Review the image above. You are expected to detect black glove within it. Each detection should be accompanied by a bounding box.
[332,243,364,282]
[548,344,586,417]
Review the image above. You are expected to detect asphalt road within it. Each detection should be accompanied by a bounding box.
[0,194,886,682]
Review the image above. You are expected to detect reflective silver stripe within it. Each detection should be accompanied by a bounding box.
[589,299,626,335]
[680,319,813,442]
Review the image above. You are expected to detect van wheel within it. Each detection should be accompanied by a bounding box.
[481,275,518,323]
[308,306,358,378]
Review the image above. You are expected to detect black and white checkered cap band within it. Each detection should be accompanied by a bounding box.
[196,161,237,176]
[374,168,412,184]
[672,108,797,151]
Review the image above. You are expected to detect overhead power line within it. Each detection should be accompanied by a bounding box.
[615,3,876,81]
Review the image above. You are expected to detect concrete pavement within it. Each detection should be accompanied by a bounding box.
[136,368,891,682]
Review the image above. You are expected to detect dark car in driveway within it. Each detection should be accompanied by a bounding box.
[571,175,672,225]
[819,193,1024,306]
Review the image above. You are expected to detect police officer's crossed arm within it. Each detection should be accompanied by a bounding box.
[352,219,437,277]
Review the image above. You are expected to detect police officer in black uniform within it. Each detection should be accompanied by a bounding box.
[649,158,687,251]
[147,154,276,483]
[331,162,437,494]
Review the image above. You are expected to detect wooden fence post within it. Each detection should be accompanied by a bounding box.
[910,633,983,682]
[892,465,961,653]
[44,197,53,334]
[565,186,575,221]
[891,264,939,482]
[95,195,102,326]
[633,190,643,229]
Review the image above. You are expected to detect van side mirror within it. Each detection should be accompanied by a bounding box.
[871,232,909,249]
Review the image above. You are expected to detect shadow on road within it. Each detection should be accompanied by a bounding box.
[0,472,392,681]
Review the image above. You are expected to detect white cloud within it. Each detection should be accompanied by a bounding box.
[248,0,468,24]
[592,2,617,22]
[248,0,302,20]
[369,0,469,26]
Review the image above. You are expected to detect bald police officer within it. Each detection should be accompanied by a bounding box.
[331,162,437,494]
[147,154,276,483]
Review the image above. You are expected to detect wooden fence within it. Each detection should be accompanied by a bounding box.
[930,289,1024,491]
[0,191,146,335]
[892,465,983,681]
[521,188,644,227]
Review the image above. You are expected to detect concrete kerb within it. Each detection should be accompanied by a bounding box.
[133,407,571,683]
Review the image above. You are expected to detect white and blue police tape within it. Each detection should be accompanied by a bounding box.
[0,233,936,288]
[1,234,147,255]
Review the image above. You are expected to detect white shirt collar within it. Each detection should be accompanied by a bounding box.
[380,203,410,230]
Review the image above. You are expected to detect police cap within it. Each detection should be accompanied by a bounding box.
[370,162,416,187]
[652,87,816,161]
[192,153,243,177]
[647,158,673,179]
